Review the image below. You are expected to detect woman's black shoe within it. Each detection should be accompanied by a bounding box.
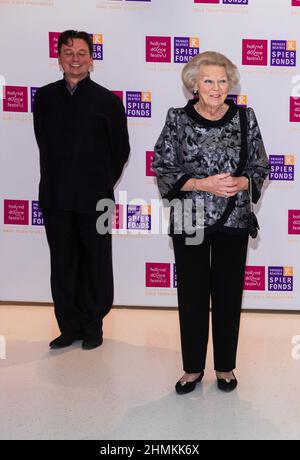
[175,371,204,395]
[217,372,238,392]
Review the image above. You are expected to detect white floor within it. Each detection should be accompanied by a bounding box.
[0,305,300,440]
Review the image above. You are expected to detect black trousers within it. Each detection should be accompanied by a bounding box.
[43,210,113,339]
[173,231,249,373]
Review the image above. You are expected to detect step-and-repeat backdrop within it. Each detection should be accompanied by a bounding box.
[1,0,300,310]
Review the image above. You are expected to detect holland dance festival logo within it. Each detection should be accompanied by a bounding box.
[288,210,300,235]
[242,39,268,66]
[146,263,171,289]
[4,200,29,226]
[2,86,28,112]
[146,37,171,63]
[244,266,265,291]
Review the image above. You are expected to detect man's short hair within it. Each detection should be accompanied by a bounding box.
[58,30,93,57]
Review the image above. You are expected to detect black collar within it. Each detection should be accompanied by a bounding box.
[61,73,91,92]
[184,98,238,127]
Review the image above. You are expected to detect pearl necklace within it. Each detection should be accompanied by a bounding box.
[195,101,227,120]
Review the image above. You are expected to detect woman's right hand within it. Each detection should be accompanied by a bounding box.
[198,173,237,198]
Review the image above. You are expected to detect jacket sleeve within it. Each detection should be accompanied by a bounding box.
[108,95,130,186]
[33,89,44,152]
[244,107,270,204]
[152,108,191,201]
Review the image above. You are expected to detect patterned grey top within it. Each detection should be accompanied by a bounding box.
[153,99,270,235]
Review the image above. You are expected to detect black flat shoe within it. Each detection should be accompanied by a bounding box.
[217,372,238,392]
[175,371,204,395]
[82,336,103,350]
[49,334,82,349]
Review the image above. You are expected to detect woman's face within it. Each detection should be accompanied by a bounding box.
[196,65,230,108]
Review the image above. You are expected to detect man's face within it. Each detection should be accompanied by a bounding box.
[59,38,93,81]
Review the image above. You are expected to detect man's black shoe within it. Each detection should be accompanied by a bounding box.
[82,336,103,350]
[49,334,82,349]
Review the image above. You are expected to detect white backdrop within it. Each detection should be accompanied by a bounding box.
[1,0,300,310]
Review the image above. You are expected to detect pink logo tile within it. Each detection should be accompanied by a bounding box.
[292,0,300,6]
[146,263,171,288]
[290,97,300,122]
[112,204,123,230]
[146,151,155,177]
[288,210,300,234]
[146,36,171,63]
[3,86,28,112]
[194,0,219,3]
[112,91,124,102]
[242,39,268,66]
[4,200,29,225]
[49,32,60,58]
[244,266,265,291]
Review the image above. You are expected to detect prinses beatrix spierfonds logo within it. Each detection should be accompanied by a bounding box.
[174,37,200,63]
[227,95,247,107]
[127,205,151,231]
[271,40,296,67]
[126,92,151,118]
[268,267,294,291]
[269,155,295,181]
[31,201,44,226]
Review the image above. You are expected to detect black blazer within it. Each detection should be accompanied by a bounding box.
[33,75,130,213]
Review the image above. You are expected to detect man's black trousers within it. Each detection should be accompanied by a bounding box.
[43,210,113,340]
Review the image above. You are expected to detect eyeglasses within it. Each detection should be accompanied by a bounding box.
[62,51,90,58]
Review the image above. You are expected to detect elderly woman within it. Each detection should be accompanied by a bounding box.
[153,51,270,394]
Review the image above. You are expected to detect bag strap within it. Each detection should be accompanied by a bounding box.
[207,106,248,230]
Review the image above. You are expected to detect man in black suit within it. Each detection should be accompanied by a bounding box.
[33,30,130,350]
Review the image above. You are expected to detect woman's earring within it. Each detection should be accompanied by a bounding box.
[192,88,199,97]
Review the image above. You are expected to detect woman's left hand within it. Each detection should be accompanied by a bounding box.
[220,175,249,197]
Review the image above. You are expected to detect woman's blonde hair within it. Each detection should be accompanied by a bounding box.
[182,51,240,93]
